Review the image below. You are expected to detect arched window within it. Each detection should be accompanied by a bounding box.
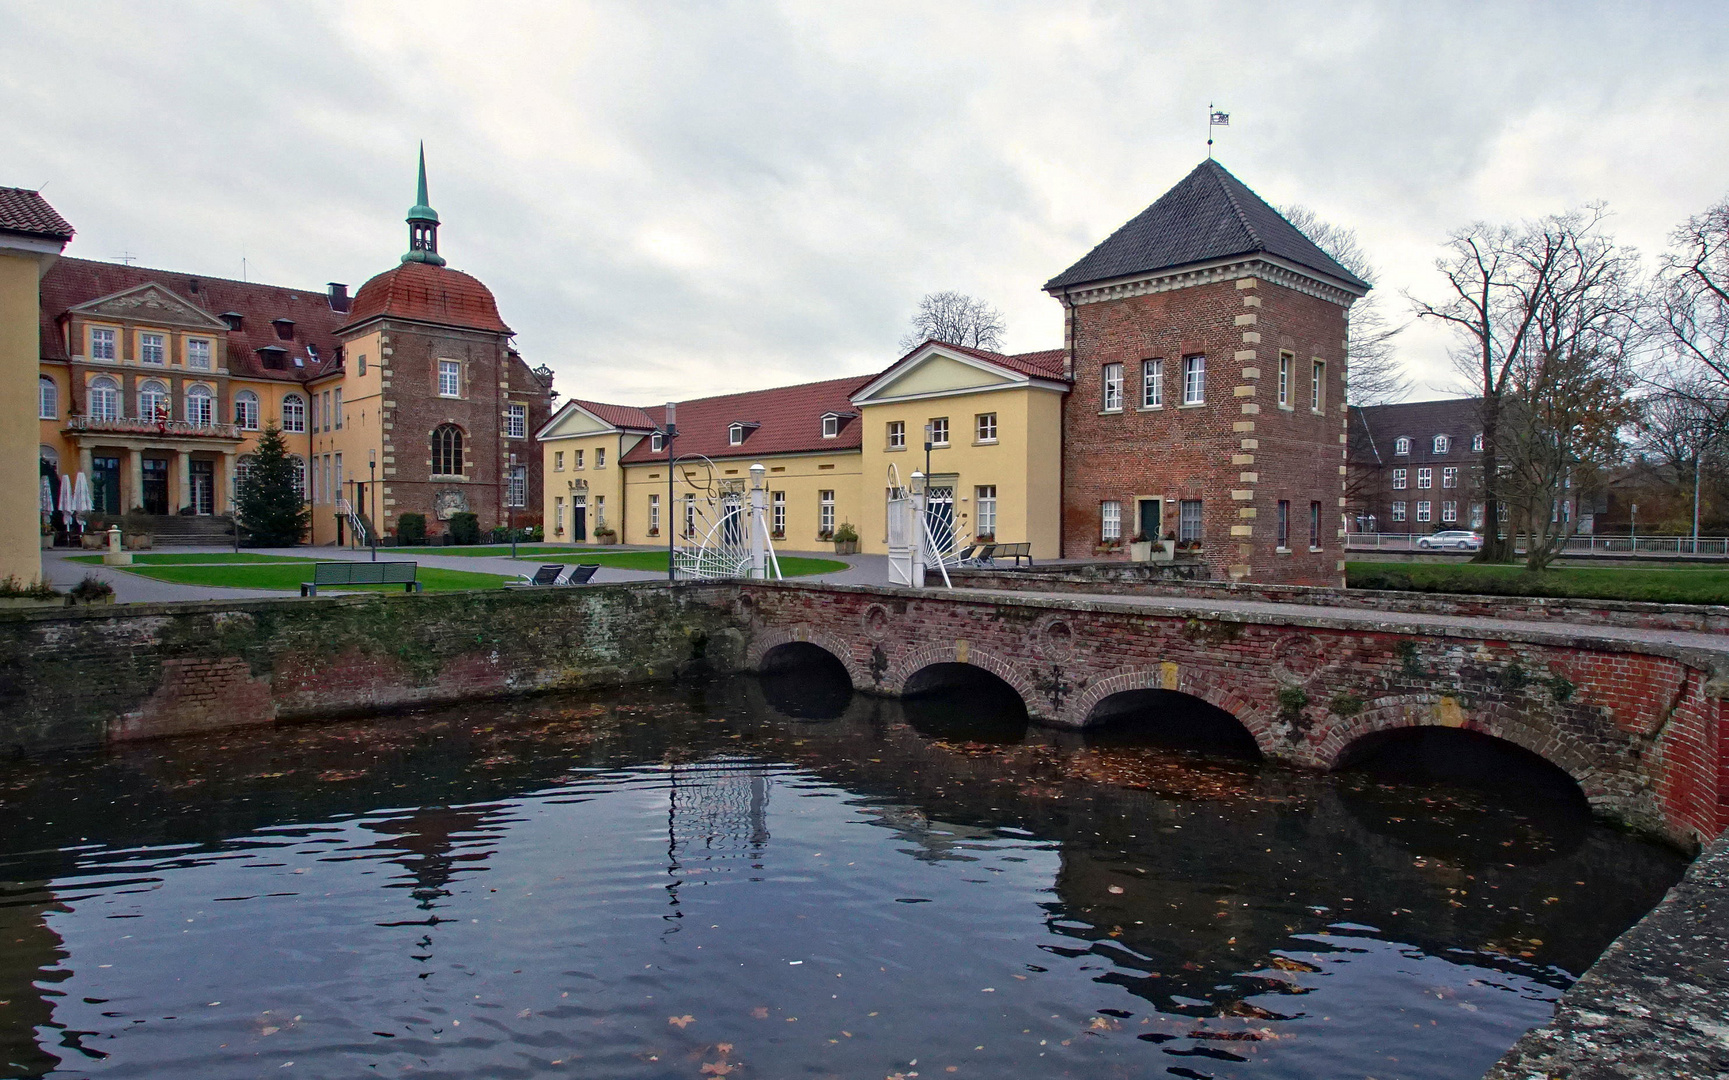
[89,375,121,420]
[237,454,256,489]
[281,393,306,433]
[186,384,214,426]
[290,455,306,501]
[39,445,58,471]
[1393,436,1411,456]
[139,379,170,421]
[1433,434,1450,454]
[38,377,57,420]
[431,424,464,476]
[234,389,260,430]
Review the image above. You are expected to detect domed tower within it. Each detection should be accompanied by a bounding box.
[326,147,553,544]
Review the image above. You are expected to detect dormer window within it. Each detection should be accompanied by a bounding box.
[822,414,839,438]
[1433,434,1450,454]
[258,345,287,370]
[729,423,744,446]
[651,432,664,453]
[272,318,295,341]
[1393,436,1411,456]
[220,312,243,331]
[306,343,320,365]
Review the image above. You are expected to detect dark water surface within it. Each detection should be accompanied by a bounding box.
[0,667,1686,1080]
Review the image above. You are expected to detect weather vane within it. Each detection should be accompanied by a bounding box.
[1207,104,1230,158]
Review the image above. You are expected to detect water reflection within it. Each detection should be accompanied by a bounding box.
[0,666,1686,1079]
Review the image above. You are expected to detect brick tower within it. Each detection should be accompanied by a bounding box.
[1045,160,1369,585]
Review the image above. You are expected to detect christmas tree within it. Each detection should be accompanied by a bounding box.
[235,425,310,547]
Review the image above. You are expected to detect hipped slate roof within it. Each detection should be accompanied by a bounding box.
[1348,397,1484,465]
[619,375,874,464]
[1044,159,1369,293]
[0,186,74,241]
[39,257,346,383]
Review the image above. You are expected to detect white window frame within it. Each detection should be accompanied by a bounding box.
[684,493,696,537]
[1416,500,1432,523]
[90,327,116,361]
[234,389,259,430]
[648,493,661,534]
[1142,358,1162,408]
[1182,354,1205,405]
[729,423,744,446]
[185,384,213,427]
[1310,360,1324,412]
[437,359,461,398]
[1276,500,1290,549]
[821,414,839,439]
[139,379,169,420]
[1309,501,1322,549]
[554,450,565,472]
[186,338,211,370]
[595,447,605,468]
[887,421,905,449]
[1442,466,1458,489]
[1391,500,1407,522]
[1417,467,1433,490]
[333,387,343,429]
[771,490,786,534]
[649,432,662,453]
[1102,363,1123,412]
[819,490,835,533]
[1278,352,1292,406]
[975,412,998,443]
[1442,500,1458,523]
[1392,468,1407,490]
[38,376,57,419]
[1100,500,1121,540]
[506,403,526,440]
[1472,432,1485,453]
[1394,436,1411,455]
[291,455,306,501]
[140,332,166,365]
[281,394,306,433]
[1179,499,1204,541]
[928,416,949,446]
[1470,503,1484,528]
[1433,434,1450,454]
[508,464,527,508]
[555,496,566,534]
[976,485,997,536]
[89,376,120,420]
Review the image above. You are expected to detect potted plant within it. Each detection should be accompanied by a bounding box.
[66,575,115,606]
[594,526,618,544]
[832,521,859,555]
[974,532,996,546]
[1155,530,1178,562]
[0,575,62,609]
[1094,537,1123,556]
[1128,531,1153,562]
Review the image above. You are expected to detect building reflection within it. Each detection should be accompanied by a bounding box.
[0,883,71,1078]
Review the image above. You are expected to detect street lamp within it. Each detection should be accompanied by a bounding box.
[368,449,377,561]
[663,402,678,582]
[923,421,934,480]
[508,452,519,561]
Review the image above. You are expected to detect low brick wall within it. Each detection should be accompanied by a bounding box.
[948,569,1729,635]
[0,583,743,753]
[1485,829,1729,1080]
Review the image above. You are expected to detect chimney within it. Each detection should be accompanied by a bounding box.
[327,282,350,313]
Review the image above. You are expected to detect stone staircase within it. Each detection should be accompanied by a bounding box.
[143,515,236,547]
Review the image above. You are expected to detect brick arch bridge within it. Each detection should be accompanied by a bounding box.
[735,582,1729,848]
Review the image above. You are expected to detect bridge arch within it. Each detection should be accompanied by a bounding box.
[746,625,871,690]
[1317,696,1605,805]
[1068,665,1275,748]
[888,643,1044,720]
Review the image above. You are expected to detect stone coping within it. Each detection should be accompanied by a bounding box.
[1485,831,1729,1079]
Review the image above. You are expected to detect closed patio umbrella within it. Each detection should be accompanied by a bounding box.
[58,473,73,529]
[39,475,53,518]
[73,472,93,529]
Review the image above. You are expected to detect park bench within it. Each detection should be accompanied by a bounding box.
[506,563,602,588]
[301,560,421,596]
[993,542,1032,567]
[957,543,996,566]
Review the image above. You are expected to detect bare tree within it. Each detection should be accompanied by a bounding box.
[1281,205,1409,405]
[1408,205,1641,563]
[1634,384,1729,538]
[899,291,1006,353]
[1650,195,1729,398]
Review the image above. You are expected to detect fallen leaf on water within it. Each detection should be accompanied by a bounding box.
[717,1043,733,1055]
[669,1015,695,1029]
[1089,1017,1119,1032]
[700,1064,734,1076]
[750,1007,769,1019]
[1107,885,1124,895]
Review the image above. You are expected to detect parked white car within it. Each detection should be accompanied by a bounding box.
[1417,530,1483,551]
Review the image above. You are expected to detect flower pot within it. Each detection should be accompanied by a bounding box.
[0,597,63,610]
[1128,540,1153,563]
[1152,540,1176,563]
[833,540,858,555]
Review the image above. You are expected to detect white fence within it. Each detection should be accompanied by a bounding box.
[1346,533,1729,557]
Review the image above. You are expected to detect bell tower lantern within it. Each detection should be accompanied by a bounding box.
[402,142,446,267]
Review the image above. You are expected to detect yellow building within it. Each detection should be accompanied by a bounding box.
[540,342,1071,559]
[1,187,74,583]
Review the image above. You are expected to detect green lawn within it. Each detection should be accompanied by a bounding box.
[68,552,318,565]
[1346,561,1729,605]
[125,563,516,593]
[512,551,848,577]
[416,544,605,558]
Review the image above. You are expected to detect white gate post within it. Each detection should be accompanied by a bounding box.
[748,463,767,579]
[910,471,927,589]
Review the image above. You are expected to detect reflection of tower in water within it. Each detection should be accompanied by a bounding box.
[667,759,772,863]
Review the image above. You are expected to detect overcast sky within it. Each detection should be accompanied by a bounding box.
[4,1,1727,406]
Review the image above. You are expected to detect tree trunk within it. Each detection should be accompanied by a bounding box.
[1475,402,1513,563]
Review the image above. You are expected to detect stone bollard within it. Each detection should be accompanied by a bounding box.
[102,525,133,566]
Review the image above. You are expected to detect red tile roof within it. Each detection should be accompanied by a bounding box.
[568,399,660,431]
[909,339,1068,381]
[619,375,874,464]
[340,261,511,335]
[0,186,74,241]
[38,257,346,383]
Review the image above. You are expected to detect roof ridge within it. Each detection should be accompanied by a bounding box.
[1205,160,1264,250]
[54,255,326,297]
[668,372,874,409]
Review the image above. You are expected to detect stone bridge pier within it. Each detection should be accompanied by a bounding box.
[735,582,1729,848]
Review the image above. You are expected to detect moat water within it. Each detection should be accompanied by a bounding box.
[0,660,1687,1080]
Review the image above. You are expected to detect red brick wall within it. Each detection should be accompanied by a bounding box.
[1060,273,1348,585]
[739,581,1729,847]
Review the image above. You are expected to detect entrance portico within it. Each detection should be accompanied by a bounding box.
[65,416,240,516]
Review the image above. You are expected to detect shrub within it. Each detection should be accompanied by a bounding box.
[448,512,480,545]
[397,512,427,545]
[68,575,114,602]
[832,521,859,543]
[594,526,617,542]
[0,575,59,600]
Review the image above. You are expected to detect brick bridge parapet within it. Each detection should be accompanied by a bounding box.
[736,581,1729,848]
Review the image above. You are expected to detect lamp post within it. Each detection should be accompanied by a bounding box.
[663,402,678,581]
[923,422,934,480]
[508,452,519,561]
[368,449,377,561]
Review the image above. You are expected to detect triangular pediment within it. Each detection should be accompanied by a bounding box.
[536,400,617,440]
[853,346,1019,404]
[70,283,230,331]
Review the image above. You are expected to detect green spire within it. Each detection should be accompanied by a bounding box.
[403,141,446,266]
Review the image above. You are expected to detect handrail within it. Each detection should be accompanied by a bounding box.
[64,415,243,440]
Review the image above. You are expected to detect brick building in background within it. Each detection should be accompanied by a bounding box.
[1347,398,1488,534]
[1045,160,1369,585]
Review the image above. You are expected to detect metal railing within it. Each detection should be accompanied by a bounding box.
[1346,532,1729,557]
[65,415,243,440]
